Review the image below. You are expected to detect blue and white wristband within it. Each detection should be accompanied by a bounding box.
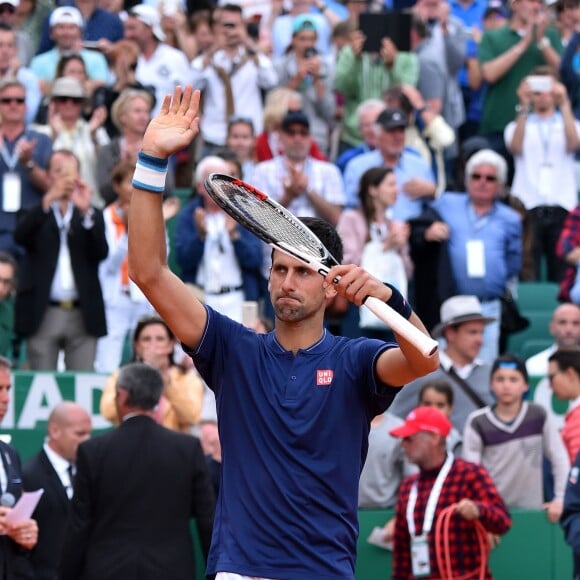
[132,151,168,194]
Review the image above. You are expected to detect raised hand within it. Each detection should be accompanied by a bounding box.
[141,86,201,160]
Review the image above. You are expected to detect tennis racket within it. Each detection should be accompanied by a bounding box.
[204,173,438,357]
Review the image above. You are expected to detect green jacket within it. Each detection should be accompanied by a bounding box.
[0,298,14,359]
[334,47,419,147]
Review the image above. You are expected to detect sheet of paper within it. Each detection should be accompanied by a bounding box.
[5,489,44,525]
[367,526,394,551]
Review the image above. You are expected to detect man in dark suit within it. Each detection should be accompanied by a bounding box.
[0,356,38,579]
[22,401,91,580]
[59,362,216,580]
[13,149,108,371]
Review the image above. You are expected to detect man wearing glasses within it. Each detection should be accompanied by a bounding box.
[0,79,52,259]
[414,148,522,363]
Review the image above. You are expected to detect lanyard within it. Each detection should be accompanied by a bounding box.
[0,133,25,171]
[406,453,454,537]
[534,114,556,164]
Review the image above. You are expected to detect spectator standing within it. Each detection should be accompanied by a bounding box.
[334,21,419,154]
[252,110,345,226]
[59,362,215,580]
[29,7,109,96]
[548,347,580,463]
[255,86,327,162]
[0,78,51,259]
[463,353,569,520]
[124,4,191,118]
[390,405,511,580]
[343,108,436,219]
[94,161,157,374]
[175,155,265,320]
[22,402,92,580]
[225,116,256,180]
[191,3,277,155]
[390,295,496,433]
[358,411,418,509]
[41,76,109,208]
[335,99,385,173]
[505,67,579,282]
[419,149,523,361]
[0,23,41,124]
[274,15,335,156]
[0,251,16,360]
[13,149,108,371]
[36,0,124,56]
[100,315,204,433]
[557,203,580,303]
[0,355,39,578]
[478,0,563,165]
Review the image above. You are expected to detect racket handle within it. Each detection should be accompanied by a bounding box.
[363,296,439,358]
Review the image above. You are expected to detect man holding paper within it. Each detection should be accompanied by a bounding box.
[0,355,38,578]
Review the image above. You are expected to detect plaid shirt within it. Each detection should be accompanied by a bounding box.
[393,457,511,580]
[556,205,580,301]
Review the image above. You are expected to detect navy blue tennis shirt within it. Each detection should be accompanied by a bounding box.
[185,306,402,579]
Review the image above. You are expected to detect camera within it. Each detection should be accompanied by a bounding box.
[527,75,553,93]
[304,47,318,58]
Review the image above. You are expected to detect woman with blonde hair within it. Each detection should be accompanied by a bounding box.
[255,86,327,161]
[96,88,175,205]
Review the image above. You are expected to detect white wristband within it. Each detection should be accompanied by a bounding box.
[132,152,168,194]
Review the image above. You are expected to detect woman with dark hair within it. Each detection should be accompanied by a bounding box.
[336,166,411,338]
[99,314,205,433]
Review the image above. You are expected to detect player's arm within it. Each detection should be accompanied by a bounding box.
[128,86,207,350]
[326,264,439,383]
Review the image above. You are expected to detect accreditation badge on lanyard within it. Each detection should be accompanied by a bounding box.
[406,453,454,579]
[1,137,23,213]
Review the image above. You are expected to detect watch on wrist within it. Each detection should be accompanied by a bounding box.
[537,37,551,49]
[515,104,529,116]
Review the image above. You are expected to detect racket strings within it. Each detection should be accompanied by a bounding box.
[208,178,330,262]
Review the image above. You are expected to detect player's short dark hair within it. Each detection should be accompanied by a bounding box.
[299,216,343,264]
[116,362,164,410]
[549,348,580,375]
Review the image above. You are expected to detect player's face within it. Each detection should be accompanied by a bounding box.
[0,368,10,424]
[269,251,328,323]
[550,304,580,348]
[419,388,452,418]
[490,368,528,405]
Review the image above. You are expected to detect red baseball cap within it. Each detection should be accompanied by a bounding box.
[389,406,452,438]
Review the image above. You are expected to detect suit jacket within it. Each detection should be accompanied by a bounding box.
[0,441,34,579]
[13,202,108,338]
[22,450,70,580]
[59,416,215,580]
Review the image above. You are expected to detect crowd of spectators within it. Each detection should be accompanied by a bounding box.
[0,0,579,575]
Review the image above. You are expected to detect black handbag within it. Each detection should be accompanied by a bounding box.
[500,289,530,335]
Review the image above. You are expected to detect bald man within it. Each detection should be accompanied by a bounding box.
[526,303,580,376]
[22,402,92,580]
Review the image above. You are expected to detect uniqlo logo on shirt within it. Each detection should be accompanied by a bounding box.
[316,370,334,386]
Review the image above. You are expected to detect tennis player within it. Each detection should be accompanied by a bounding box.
[128,86,439,580]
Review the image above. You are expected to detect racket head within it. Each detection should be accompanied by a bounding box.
[204,173,339,268]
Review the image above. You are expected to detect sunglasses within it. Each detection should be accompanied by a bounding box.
[222,21,237,28]
[470,172,498,183]
[0,97,25,104]
[53,96,83,104]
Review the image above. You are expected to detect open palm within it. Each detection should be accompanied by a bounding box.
[142,86,201,159]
